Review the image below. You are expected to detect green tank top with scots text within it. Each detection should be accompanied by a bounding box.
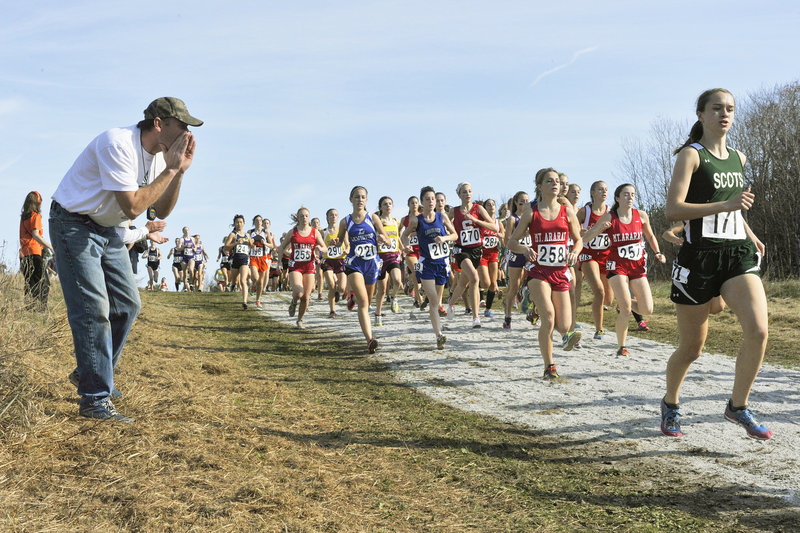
[683,143,748,247]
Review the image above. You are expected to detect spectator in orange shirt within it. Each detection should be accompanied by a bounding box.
[19,191,54,310]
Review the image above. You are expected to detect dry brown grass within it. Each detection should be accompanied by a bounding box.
[1,281,797,531]
[575,279,800,368]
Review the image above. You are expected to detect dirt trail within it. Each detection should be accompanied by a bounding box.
[261,292,800,506]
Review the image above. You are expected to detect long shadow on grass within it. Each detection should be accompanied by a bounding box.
[254,425,799,529]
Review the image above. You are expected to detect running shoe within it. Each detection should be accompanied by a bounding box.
[375,315,383,327]
[521,288,531,313]
[502,316,511,330]
[347,293,356,311]
[413,300,420,309]
[391,297,399,313]
[288,300,297,317]
[296,319,305,329]
[616,346,630,357]
[436,335,447,350]
[242,302,248,310]
[328,311,337,318]
[256,300,262,309]
[472,317,481,329]
[79,397,132,423]
[438,306,447,317]
[448,302,456,317]
[561,330,582,351]
[660,398,683,437]
[367,338,378,354]
[484,310,494,318]
[526,308,539,325]
[638,320,650,331]
[724,402,773,440]
[593,330,604,340]
[464,307,472,315]
[420,297,429,311]
[479,300,486,308]
[542,364,559,380]
[334,291,340,303]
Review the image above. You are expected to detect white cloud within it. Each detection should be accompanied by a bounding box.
[530,46,599,87]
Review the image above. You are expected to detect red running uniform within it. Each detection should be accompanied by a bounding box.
[288,227,317,274]
[606,209,646,279]
[578,204,610,273]
[524,204,571,292]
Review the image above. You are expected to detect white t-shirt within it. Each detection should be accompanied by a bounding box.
[53,125,165,227]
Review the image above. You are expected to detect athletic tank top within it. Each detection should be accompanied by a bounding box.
[249,229,267,257]
[172,247,182,262]
[608,209,645,263]
[290,227,317,264]
[378,217,400,254]
[147,248,158,262]
[182,236,195,256]
[510,214,532,247]
[401,215,419,248]
[683,143,747,247]
[528,204,569,269]
[481,219,500,250]
[345,214,378,261]
[453,203,483,248]
[194,244,204,261]
[582,204,611,251]
[416,212,449,264]
[232,232,250,255]
[324,228,345,259]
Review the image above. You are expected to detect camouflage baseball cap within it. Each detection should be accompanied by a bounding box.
[143,97,203,126]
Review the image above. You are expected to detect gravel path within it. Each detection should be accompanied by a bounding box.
[261,292,800,505]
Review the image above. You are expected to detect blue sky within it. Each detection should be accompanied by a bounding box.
[2,1,799,285]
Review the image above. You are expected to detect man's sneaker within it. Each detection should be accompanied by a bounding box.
[347,293,356,311]
[328,311,337,318]
[296,319,305,329]
[561,331,582,351]
[69,370,122,399]
[593,329,604,340]
[420,297,429,311]
[375,315,383,327]
[256,300,262,309]
[617,346,630,357]
[367,338,378,354]
[542,364,559,380]
[724,402,773,440]
[79,398,132,423]
[391,297,399,313]
[288,300,297,317]
[638,320,650,331]
[503,316,511,329]
[438,306,447,317]
[660,398,683,437]
[436,335,447,350]
[484,310,494,318]
[472,317,481,329]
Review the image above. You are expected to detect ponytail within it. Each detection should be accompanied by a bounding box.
[673,120,704,155]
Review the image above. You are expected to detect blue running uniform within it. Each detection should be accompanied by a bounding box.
[416,212,450,285]
[344,214,382,285]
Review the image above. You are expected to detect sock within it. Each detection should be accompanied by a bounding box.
[729,399,746,411]
[485,290,495,310]
[664,399,679,409]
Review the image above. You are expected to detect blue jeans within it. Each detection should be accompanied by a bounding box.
[49,201,141,405]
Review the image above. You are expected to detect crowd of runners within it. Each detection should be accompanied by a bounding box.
[72,89,771,440]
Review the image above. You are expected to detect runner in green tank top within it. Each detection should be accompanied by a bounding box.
[661,88,772,441]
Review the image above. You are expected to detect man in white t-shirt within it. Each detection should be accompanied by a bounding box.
[50,97,202,422]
